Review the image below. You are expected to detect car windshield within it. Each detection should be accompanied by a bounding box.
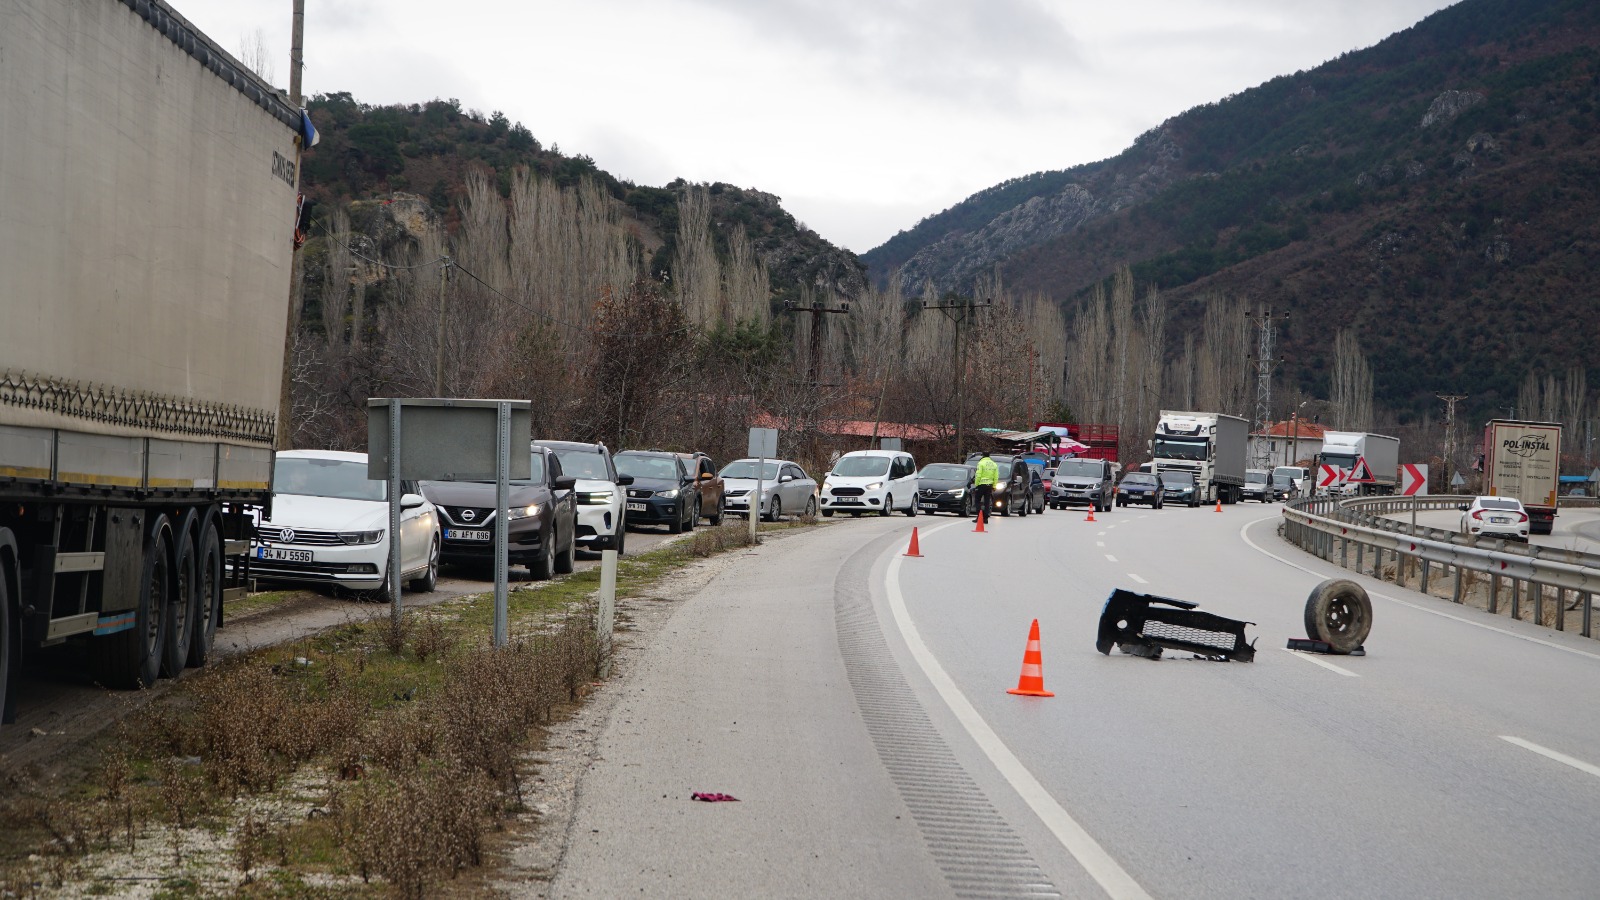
[721,460,779,480]
[1153,437,1208,461]
[1478,498,1522,510]
[1122,474,1157,486]
[1055,460,1102,477]
[920,464,970,481]
[502,452,547,485]
[615,454,678,480]
[1246,472,1269,484]
[1322,454,1357,470]
[1160,472,1195,486]
[833,456,890,477]
[550,448,608,480]
[274,457,386,501]
[1273,468,1303,479]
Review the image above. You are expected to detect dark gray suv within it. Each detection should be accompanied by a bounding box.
[1048,458,1115,512]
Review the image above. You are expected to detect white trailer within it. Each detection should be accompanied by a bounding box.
[1482,420,1561,536]
[1317,432,1400,496]
[2,0,307,719]
[1152,411,1249,504]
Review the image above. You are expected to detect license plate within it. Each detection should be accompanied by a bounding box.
[626,502,647,512]
[445,528,491,541]
[1491,516,1510,524]
[257,547,312,563]
[919,503,939,510]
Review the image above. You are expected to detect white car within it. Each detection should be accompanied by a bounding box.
[819,449,920,517]
[254,450,441,596]
[537,440,633,555]
[1459,496,1530,542]
[720,458,817,521]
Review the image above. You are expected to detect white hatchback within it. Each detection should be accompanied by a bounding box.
[254,450,441,596]
[1459,496,1530,542]
[819,449,920,517]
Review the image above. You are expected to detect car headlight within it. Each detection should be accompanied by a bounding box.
[865,482,883,491]
[579,490,614,505]
[948,488,965,498]
[338,529,384,545]
[658,488,680,499]
[507,503,541,520]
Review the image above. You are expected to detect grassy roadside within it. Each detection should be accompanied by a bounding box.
[0,518,814,898]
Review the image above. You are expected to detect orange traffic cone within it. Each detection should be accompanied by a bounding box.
[904,526,923,558]
[1214,497,1223,513]
[1085,506,1096,523]
[1006,619,1055,697]
[973,508,987,533]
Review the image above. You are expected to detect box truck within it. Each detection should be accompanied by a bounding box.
[1151,412,1248,504]
[1481,420,1561,535]
[1315,432,1400,496]
[2,0,308,720]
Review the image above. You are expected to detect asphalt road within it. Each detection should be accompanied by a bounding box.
[552,503,1600,898]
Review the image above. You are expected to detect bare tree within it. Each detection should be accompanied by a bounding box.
[1329,328,1373,431]
[673,185,723,329]
[237,29,276,84]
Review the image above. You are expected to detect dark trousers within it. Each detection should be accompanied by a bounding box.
[973,484,994,518]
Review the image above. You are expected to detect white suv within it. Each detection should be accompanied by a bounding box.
[820,449,920,517]
[536,440,633,554]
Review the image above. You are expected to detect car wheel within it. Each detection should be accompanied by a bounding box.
[709,496,725,526]
[879,495,893,517]
[614,525,627,556]
[905,495,917,517]
[822,509,834,518]
[554,525,575,575]
[766,495,783,523]
[963,496,975,517]
[409,534,440,592]
[532,531,556,581]
[686,499,699,532]
[1304,578,1372,653]
[668,502,685,534]
[850,512,862,518]
[1001,498,1012,517]
[805,496,817,518]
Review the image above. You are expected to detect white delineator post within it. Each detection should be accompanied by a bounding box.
[598,548,617,677]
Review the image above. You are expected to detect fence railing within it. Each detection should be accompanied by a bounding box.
[1281,496,1596,639]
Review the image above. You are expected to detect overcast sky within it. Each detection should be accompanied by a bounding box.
[176,0,1460,253]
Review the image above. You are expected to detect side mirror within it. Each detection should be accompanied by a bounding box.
[1458,505,1470,512]
[780,474,794,483]
[616,474,635,486]
[400,493,426,509]
[699,472,714,481]
[554,475,578,491]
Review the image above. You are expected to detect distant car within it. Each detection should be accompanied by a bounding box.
[1023,462,1048,514]
[1117,472,1165,508]
[916,463,977,516]
[1049,458,1115,512]
[1158,470,1201,507]
[821,449,920,517]
[1459,496,1529,542]
[673,451,727,526]
[1272,466,1307,499]
[721,458,817,521]
[423,444,578,580]
[1241,469,1274,503]
[254,450,441,599]
[615,450,699,534]
[536,440,634,555]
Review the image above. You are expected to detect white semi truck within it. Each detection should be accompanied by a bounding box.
[1,0,308,720]
[1316,432,1400,496]
[1151,411,1249,504]
[1481,419,1561,536]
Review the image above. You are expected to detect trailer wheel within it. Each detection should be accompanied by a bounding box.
[1303,579,1372,654]
[163,513,199,678]
[99,515,171,689]
[187,517,223,668]
[1,559,15,725]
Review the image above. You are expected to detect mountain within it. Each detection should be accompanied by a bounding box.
[862,0,1600,423]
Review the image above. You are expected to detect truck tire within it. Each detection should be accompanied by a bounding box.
[187,518,223,668]
[1304,579,1372,654]
[1,560,15,725]
[162,513,199,679]
[99,515,172,689]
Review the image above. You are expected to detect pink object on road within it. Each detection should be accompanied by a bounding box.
[691,792,740,802]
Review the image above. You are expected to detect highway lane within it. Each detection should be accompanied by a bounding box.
[892,504,1600,898]
[1377,505,1600,555]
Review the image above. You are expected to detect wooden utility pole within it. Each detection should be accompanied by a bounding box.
[784,294,850,387]
[923,296,992,459]
[274,0,308,450]
[434,256,452,395]
[1439,393,1467,492]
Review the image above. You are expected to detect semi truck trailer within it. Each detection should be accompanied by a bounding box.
[1,0,308,720]
[1151,411,1248,504]
[1481,419,1561,536]
[1315,432,1400,496]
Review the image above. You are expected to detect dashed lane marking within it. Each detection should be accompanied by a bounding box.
[1500,736,1600,780]
[1283,648,1359,677]
[1127,574,1148,584]
[1104,554,1117,563]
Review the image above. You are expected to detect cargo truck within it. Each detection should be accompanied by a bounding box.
[1315,432,1400,496]
[1481,420,1561,536]
[1151,412,1248,504]
[1035,423,1120,463]
[1,0,309,721]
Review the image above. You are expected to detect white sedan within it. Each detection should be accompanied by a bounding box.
[1459,495,1530,542]
[254,450,442,597]
[720,458,818,521]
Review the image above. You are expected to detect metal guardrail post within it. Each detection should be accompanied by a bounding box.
[1583,593,1592,638]
[1511,579,1521,620]
[1489,575,1500,615]
[1452,566,1464,604]
[1535,583,1546,627]
[1356,541,1364,574]
[1420,559,1430,594]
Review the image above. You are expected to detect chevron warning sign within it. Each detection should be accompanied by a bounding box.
[1400,463,1429,496]
[1348,456,1376,483]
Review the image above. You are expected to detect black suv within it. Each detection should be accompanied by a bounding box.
[916,463,977,516]
[421,444,578,580]
[964,453,1031,517]
[615,450,698,533]
[1158,470,1201,507]
[1049,458,1115,512]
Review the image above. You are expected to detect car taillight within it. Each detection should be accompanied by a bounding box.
[1471,510,1484,520]
[1516,512,1528,523]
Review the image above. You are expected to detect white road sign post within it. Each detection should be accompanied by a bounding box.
[748,427,778,544]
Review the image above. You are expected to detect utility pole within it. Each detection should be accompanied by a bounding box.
[1245,307,1288,469]
[1439,393,1467,493]
[923,295,992,459]
[784,293,850,387]
[434,256,452,395]
[273,0,309,450]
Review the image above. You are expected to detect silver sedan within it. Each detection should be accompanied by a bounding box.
[719,458,818,521]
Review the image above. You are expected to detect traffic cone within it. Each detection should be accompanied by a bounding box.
[1007,619,1054,697]
[1085,506,1096,523]
[973,508,987,533]
[1214,496,1223,513]
[904,526,923,558]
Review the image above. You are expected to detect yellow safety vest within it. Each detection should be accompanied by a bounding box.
[974,457,999,486]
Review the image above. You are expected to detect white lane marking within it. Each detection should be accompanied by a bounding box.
[1107,524,1117,529]
[1283,648,1360,677]
[1500,736,1600,780]
[885,545,1152,900]
[1104,554,1118,562]
[1097,531,1107,537]
[1238,516,1600,663]
[1127,573,1148,584]
[1096,541,1105,548]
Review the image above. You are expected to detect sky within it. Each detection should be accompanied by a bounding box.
[175,0,1461,253]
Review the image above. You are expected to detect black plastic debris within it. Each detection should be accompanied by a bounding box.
[1286,637,1366,657]
[1096,589,1257,662]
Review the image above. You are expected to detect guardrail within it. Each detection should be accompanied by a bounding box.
[1281,496,1596,639]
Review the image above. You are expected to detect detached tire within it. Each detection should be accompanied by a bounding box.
[1304,578,1372,653]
